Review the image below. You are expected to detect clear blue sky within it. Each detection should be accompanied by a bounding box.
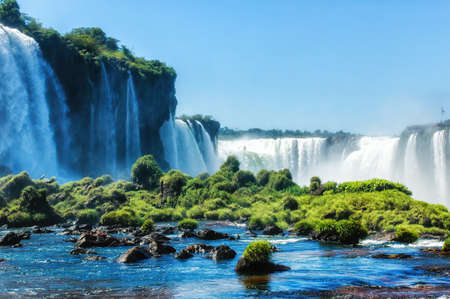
[18,0,450,135]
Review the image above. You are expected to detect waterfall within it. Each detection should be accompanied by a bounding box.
[218,131,450,206]
[98,62,117,175]
[125,72,141,171]
[0,24,63,178]
[160,117,218,176]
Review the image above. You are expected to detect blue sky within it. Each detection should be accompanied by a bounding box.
[18,0,450,135]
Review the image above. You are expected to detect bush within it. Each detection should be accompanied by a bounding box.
[178,218,198,230]
[131,155,163,190]
[0,171,34,200]
[220,156,240,173]
[7,211,33,227]
[309,176,323,194]
[100,209,140,227]
[294,220,315,235]
[336,179,412,195]
[243,240,272,264]
[186,205,204,219]
[141,219,154,234]
[160,170,188,201]
[443,237,450,252]
[76,209,99,224]
[394,226,419,243]
[232,170,256,188]
[335,220,368,244]
[267,172,293,191]
[256,170,271,186]
[282,196,298,211]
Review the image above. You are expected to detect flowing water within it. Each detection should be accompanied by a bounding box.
[0,224,448,298]
[125,72,141,171]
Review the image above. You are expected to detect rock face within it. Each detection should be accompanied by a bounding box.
[262,225,283,236]
[196,229,235,240]
[75,232,135,248]
[235,258,290,275]
[117,246,152,263]
[0,232,21,246]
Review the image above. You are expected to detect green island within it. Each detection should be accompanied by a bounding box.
[0,154,448,246]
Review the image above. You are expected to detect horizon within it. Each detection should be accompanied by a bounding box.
[17,0,450,136]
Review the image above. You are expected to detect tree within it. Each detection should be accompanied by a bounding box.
[131,155,163,190]
[220,155,240,173]
[0,0,24,28]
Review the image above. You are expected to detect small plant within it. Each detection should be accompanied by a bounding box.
[442,237,450,252]
[335,220,368,244]
[282,196,298,211]
[243,240,272,264]
[141,219,154,234]
[394,226,419,243]
[131,155,163,190]
[178,218,198,230]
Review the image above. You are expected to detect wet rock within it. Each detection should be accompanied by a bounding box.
[180,231,197,238]
[174,249,194,260]
[11,243,22,248]
[148,241,176,255]
[16,231,31,240]
[196,229,235,240]
[84,255,107,261]
[70,247,97,255]
[32,226,53,234]
[117,246,151,263]
[367,232,395,242]
[0,258,4,262]
[244,230,257,237]
[0,232,21,246]
[155,225,176,235]
[271,245,281,252]
[421,248,450,256]
[415,265,450,277]
[235,258,290,275]
[150,233,171,243]
[183,244,215,254]
[372,253,412,259]
[64,237,78,243]
[75,232,134,248]
[209,245,236,261]
[262,225,283,236]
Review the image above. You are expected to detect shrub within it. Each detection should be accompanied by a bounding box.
[76,209,99,224]
[100,209,140,227]
[335,220,368,244]
[0,171,34,200]
[220,156,240,173]
[267,172,293,191]
[186,205,204,219]
[282,196,298,210]
[178,218,198,230]
[141,219,154,234]
[394,226,419,243]
[323,181,337,193]
[294,220,315,235]
[232,170,256,188]
[256,170,271,186]
[309,176,323,194]
[243,240,272,264]
[131,155,163,190]
[443,237,450,252]
[336,179,412,195]
[160,170,188,201]
[93,175,113,187]
[205,210,219,220]
[7,211,33,227]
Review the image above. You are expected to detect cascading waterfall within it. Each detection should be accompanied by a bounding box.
[218,130,450,206]
[0,24,65,178]
[125,72,141,170]
[160,117,218,176]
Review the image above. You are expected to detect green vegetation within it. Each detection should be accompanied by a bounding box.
[131,155,163,191]
[394,226,419,243]
[243,240,272,263]
[178,218,199,230]
[443,237,450,252]
[294,220,316,235]
[141,219,154,234]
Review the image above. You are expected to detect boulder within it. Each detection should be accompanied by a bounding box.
[174,249,194,260]
[148,241,176,255]
[75,232,134,248]
[209,245,236,261]
[262,225,283,236]
[117,246,151,263]
[196,229,235,240]
[372,253,412,260]
[235,258,290,275]
[155,225,176,235]
[84,255,107,261]
[70,247,97,255]
[183,244,215,254]
[180,231,197,238]
[150,233,171,243]
[0,232,21,246]
[32,226,53,234]
[16,231,31,240]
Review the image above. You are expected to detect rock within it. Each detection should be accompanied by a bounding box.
[174,249,194,260]
[271,245,281,252]
[70,247,97,255]
[117,246,151,263]
[262,225,283,236]
[0,232,21,246]
[0,258,4,262]
[244,230,258,237]
[183,244,214,254]
[415,265,450,277]
[11,243,22,248]
[32,226,53,234]
[196,229,234,240]
[235,258,290,275]
[148,241,176,255]
[150,233,171,243]
[372,253,412,259]
[155,225,176,235]
[64,237,78,243]
[16,231,31,240]
[421,248,450,256]
[75,232,133,248]
[83,255,107,261]
[180,231,197,238]
[209,245,236,261]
